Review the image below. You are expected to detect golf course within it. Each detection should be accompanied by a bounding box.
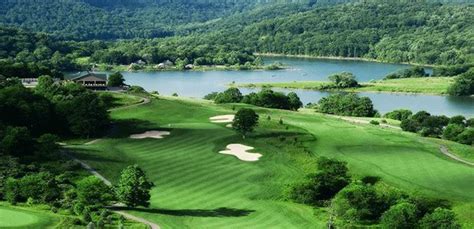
[0,204,60,228]
[67,94,474,229]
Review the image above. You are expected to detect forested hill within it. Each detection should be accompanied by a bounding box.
[213,1,474,65]
[0,0,312,40]
[0,0,255,40]
[0,0,373,40]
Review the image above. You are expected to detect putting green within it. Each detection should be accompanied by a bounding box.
[69,96,474,228]
[0,206,58,228]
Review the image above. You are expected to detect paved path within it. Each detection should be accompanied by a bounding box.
[63,150,160,229]
[109,96,150,111]
[63,151,112,186]
[62,94,159,229]
[439,145,474,167]
[114,211,160,229]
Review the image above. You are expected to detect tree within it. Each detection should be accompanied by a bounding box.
[108,72,125,87]
[380,202,418,229]
[214,88,243,104]
[233,108,259,138]
[328,72,359,88]
[442,124,465,141]
[76,176,113,207]
[0,126,34,157]
[419,208,460,229]
[290,157,350,205]
[115,165,155,208]
[333,183,384,222]
[35,75,58,98]
[4,172,61,204]
[448,69,473,96]
[456,128,474,145]
[317,94,376,117]
[287,92,303,111]
[449,115,466,126]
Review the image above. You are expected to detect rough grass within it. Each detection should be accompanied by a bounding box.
[69,96,474,228]
[239,77,454,95]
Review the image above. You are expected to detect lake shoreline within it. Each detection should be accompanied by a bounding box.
[93,63,285,73]
[256,53,439,68]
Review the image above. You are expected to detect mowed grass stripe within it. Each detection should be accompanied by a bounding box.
[71,98,473,228]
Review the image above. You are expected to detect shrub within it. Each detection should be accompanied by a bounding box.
[214,88,243,103]
[370,120,380,125]
[333,183,385,222]
[419,208,461,229]
[442,124,465,141]
[380,202,418,229]
[448,69,474,96]
[456,128,474,145]
[317,94,377,117]
[290,158,350,205]
[384,109,413,121]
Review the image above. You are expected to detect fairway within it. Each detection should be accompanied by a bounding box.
[69,96,474,228]
[0,205,59,228]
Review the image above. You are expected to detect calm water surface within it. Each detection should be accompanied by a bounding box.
[122,57,473,117]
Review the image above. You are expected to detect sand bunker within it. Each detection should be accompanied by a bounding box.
[219,144,262,162]
[210,115,235,123]
[130,131,170,139]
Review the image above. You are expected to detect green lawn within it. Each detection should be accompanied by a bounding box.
[98,92,144,109]
[238,77,454,95]
[69,96,474,228]
[0,204,60,228]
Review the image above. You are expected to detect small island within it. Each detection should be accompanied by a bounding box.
[236,66,473,96]
[237,77,454,95]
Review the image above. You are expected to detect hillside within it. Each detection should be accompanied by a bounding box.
[230,1,474,65]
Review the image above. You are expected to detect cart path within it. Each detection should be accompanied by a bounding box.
[439,145,474,167]
[63,150,160,229]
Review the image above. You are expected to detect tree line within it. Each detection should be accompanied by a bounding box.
[205,88,303,111]
[384,109,474,146]
[0,78,155,227]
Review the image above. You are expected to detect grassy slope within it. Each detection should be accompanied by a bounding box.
[98,92,144,109]
[69,96,474,228]
[0,204,61,228]
[238,77,454,95]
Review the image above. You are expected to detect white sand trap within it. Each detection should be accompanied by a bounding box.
[130,131,170,139]
[219,144,262,162]
[226,124,233,128]
[210,115,235,123]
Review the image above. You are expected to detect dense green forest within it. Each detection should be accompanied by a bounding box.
[1,1,473,67]
[235,2,474,65]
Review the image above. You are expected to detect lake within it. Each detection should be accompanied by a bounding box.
[122,57,473,117]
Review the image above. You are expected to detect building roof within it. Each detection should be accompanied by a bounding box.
[71,72,107,82]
